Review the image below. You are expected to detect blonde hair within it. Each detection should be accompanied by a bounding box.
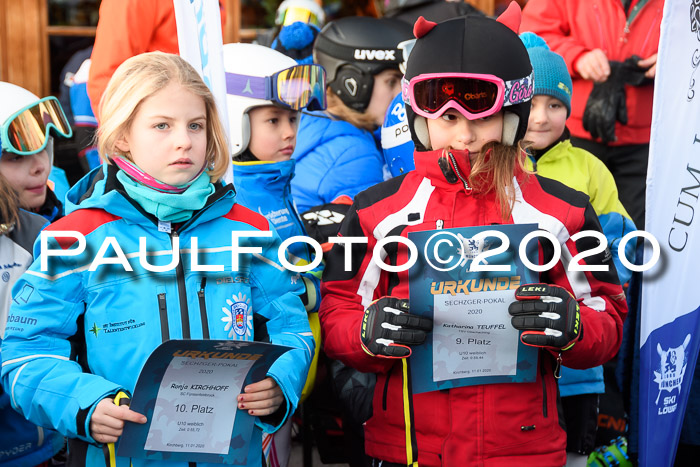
[325,89,378,131]
[97,52,229,182]
[0,172,19,231]
[465,140,532,220]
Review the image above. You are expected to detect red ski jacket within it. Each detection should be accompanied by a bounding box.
[521,0,663,145]
[319,148,628,466]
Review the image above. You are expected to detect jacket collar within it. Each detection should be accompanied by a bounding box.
[529,127,570,161]
[414,148,474,192]
[70,163,235,230]
[232,158,295,178]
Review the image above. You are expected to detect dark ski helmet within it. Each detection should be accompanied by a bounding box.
[314,16,412,112]
[384,0,434,16]
[403,3,533,150]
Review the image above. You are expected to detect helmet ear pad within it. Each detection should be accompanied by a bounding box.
[413,115,431,151]
[329,64,374,112]
[502,112,520,147]
[239,112,251,156]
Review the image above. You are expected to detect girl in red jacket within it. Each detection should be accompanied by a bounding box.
[318,3,627,466]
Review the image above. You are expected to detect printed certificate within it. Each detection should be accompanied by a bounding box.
[118,339,292,464]
[408,224,540,394]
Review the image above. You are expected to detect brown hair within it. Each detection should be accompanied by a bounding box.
[467,141,532,220]
[97,52,230,182]
[0,172,19,231]
[325,89,378,131]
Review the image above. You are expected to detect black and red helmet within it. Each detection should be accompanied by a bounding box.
[403,4,533,151]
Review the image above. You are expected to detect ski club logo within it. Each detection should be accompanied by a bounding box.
[222,292,251,338]
[456,233,493,269]
[654,334,691,415]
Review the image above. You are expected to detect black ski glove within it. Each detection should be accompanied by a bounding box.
[508,284,581,351]
[360,297,433,358]
[582,56,650,144]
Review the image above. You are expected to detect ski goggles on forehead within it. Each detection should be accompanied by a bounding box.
[0,96,72,156]
[276,5,323,28]
[402,72,534,120]
[226,64,327,111]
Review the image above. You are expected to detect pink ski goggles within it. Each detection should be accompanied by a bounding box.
[402,72,534,120]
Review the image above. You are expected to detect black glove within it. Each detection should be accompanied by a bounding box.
[360,297,433,358]
[582,56,650,144]
[508,284,581,351]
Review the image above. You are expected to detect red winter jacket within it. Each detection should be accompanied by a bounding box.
[521,0,664,145]
[319,149,627,466]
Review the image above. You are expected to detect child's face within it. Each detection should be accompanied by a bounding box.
[524,95,568,150]
[0,150,50,210]
[116,82,208,186]
[366,69,403,126]
[426,109,503,156]
[247,106,298,162]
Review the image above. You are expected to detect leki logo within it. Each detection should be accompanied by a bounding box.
[654,334,691,414]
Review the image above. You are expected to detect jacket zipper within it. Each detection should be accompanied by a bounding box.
[382,369,393,410]
[198,278,209,339]
[171,231,191,339]
[158,293,170,341]
[286,185,314,262]
[447,152,472,193]
[540,352,548,418]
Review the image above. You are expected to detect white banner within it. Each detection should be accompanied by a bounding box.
[642,0,700,347]
[173,0,233,184]
[640,1,700,465]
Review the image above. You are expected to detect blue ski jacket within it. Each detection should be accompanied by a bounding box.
[1,210,64,467]
[232,159,321,313]
[1,165,314,467]
[291,111,385,213]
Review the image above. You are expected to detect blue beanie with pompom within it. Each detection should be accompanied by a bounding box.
[520,32,573,116]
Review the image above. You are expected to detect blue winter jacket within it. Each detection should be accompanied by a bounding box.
[1,210,64,467]
[232,159,321,313]
[1,165,314,467]
[291,111,385,213]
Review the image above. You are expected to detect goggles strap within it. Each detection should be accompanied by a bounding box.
[225,73,268,100]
